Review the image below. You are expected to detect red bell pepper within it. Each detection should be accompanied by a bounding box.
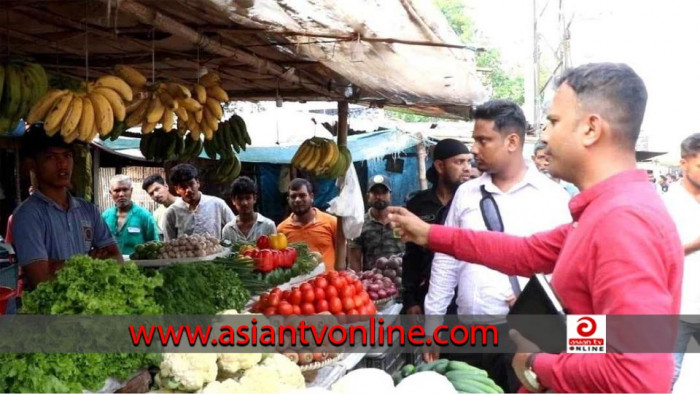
[284,247,298,268]
[272,250,283,269]
[256,235,270,249]
[258,250,274,273]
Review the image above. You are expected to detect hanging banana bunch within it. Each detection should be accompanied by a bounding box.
[0,61,49,133]
[291,137,352,179]
[26,73,132,143]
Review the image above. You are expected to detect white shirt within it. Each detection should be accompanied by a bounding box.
[163,194,235,240]
[425,166,572,324]
[663,183,700,317]
[222,213,277,243]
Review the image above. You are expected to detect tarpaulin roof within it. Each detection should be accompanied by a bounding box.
[96,129,429,164]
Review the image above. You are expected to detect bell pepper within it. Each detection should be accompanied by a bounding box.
[269,233,288,250]
[284,247,298,268]
[256,235,270,249]
[272,250,283,269]
[258,250,274,273]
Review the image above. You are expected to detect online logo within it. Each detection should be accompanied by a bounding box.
[567,315,606,353]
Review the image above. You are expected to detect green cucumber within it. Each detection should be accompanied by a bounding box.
[447,360,481,372]
[451,378,498,394]
[400,364,416,377]
[416,359,448,372]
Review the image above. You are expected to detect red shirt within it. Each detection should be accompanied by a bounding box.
[429,170,683,393]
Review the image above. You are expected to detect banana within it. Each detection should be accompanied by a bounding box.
[76,96,95,142]
[26,89,68,124]
[158,90,178,110]
[166,82,192,99]
[231,114,250,146]
[27,63,49,97]
[340,146,352,174]
[0,65,5,105]
[1,65,21,120]
[202,122,214,141]
[203,106,219,132]
[92,87,126,121]
[230,155,242,180]
[174,106,189,122]
[193,84,207,104]
[125,98,150,128]
[94,75,133,102]
[44,92,75,136]
[114,65,147,88]
[306,143,323,171]
[326,140,340,168]
[206,85,229,102]
[179,97,202,112]
[316,139,332,168]
[222,121,235,153]
[194,109,203,123]
[63,129,81,144]
[125,97,146,114]
[190,127,201,142]
[146,96,165,123]
[186,114,200,135]
[177,117,187,135]
[60,94,83,137]
[142,120,157,135]
[205,98,223,119]
[199,73,221,88]
[296,141,315,170]
[89,92,114,137]
[162,107,174,132]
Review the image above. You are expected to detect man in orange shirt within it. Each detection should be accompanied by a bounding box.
[278,178,337,271]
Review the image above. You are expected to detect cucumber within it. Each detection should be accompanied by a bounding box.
[400,364,416,377]
[447,360,480,372]
[415,359,448,372]
[446,370,488,383]
[451,378,498,393]
[392,370,403,385]
[434,362,449,374]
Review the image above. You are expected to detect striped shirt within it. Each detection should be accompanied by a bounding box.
[11,191,116,266]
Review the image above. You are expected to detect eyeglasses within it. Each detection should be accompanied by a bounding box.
[479,185,503,232]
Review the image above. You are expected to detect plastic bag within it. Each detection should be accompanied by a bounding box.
[327,165,364,239]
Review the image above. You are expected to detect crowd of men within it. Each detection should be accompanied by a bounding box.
[3,61,700,393]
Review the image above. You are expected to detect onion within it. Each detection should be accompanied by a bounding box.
[373,274,384,281]
[368,284,380,292]
[368,291,379,300]
[377,289,387,299]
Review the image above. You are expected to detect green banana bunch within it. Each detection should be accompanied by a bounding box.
[0,61,48,134]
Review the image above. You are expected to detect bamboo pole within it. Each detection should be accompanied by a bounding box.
[416,132,428,190]
[97,0,335,98]
[334,101,349,271]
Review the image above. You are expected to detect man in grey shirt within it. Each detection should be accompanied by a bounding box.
[163,164,234,240]
[222,176,276,243]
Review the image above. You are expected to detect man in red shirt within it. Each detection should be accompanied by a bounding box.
[388,63,683,392]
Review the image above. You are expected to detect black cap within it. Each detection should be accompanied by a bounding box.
[368,174,391,192]
[427,139,470,184]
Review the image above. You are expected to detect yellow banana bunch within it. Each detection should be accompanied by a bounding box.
[291,137,347,178]
[1,62,49,133]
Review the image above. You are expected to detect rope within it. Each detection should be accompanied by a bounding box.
[151,28,155,84]
[85,0,89,84]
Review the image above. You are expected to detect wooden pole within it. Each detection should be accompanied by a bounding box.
[334,101,349,271]
[416,132,428,190]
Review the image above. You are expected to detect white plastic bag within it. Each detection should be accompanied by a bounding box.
[327,165,365,240]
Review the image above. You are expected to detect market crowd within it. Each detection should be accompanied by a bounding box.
[3,62,700,393]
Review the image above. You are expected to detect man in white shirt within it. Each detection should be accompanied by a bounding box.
[222,176,276,243]
[163,163,234,240]
[424,99,571,392]
[665,133,700,387]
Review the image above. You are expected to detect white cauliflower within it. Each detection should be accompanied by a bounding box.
[200,379,244,394]
[238,353,305,393]
[217,353,264,378]
[156,353,218,392]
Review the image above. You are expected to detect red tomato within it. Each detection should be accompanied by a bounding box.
[300,283,313,293]
[325,285,339,299]
[277,302,293,315]
[354,281,363,293]
[259,293,270,306]
[292,305,302,315]
[358,304,368,315]
[327,271,340,279]
[271,287,282,295]
[315,299,329,313]
[341,286,354,299]
[328,297,343,314]
[348,308,359,315]
[353,294,363,308]
[281,290,291,301]
[314,277,329,289]
[289,289,302,306]
[302,290,315,304]
[263,306,277,315]
[366,303,377,314]
[314,287,326,301]
[301,303,316,315]
[329,277,343,290]
[358,291,370,305]
[338,277,348,289]
[342,297,355,312]
[268,293,281,307]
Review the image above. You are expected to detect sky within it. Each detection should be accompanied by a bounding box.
[464,0,700,155]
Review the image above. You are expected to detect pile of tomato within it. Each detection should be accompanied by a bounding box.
[251,270,377,316]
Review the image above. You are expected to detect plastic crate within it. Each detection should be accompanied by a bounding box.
[358,332,406,375]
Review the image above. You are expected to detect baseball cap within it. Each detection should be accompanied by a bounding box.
[368,174,391,192]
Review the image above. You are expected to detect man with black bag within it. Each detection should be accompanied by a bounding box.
[422,100,571,392]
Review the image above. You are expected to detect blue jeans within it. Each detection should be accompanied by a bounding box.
[673,320,700,386]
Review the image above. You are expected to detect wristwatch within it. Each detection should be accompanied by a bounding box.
[523,353,542,391]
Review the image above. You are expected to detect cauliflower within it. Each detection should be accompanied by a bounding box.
[238,353,305,393]
[200,379,244,394]
[156,353,218,392]
[217,353,264,378]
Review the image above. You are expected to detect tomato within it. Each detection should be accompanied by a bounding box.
[314,287,326,301]
[341,286,354,299]
[289,289,302,306]
[277,302,293,315]
[354,281,363,293]
[329,277,344,290]
[366,303,377,315]
[281,290,291,301]
[268,293,281,307]
[358,304,369,315]
[327,270,340,279]
[353,294,363,308]
[301,303,316,315]
[342,297,355,312]
[338,277,348,289]
[292,305,302,315]
[271,287,282,295]
[263,306,277,315]
[300,283,313,293]
[315,299,329,313]
[358,291,370,306]
[314,277,328,289]
[302,290,315,304]
[328,297,343,314]
[259,293,270,306]
[325,285,339,299]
